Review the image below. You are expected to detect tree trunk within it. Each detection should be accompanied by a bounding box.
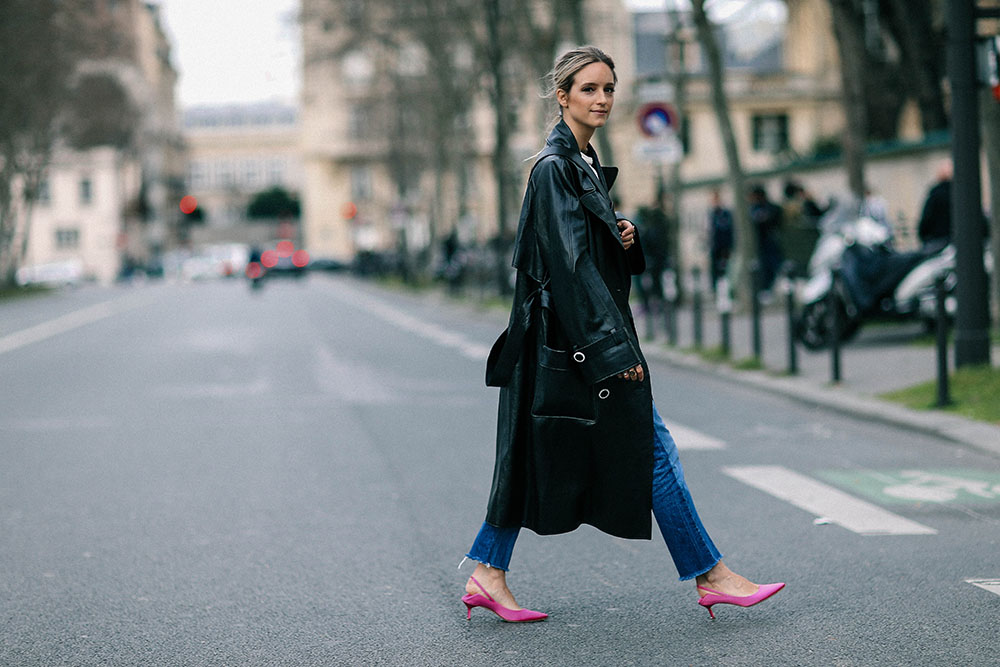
[690,0,752,310]
[882,0,948,133]
[982,89,1000,323]
[828,0,868,200]
[486,0,514,295]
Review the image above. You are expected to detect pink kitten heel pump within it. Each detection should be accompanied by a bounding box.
[462,575,548,622]
[697,582,785,619]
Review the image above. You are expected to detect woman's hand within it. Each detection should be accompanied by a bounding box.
[617,364,645,382]
[617,219,636,250]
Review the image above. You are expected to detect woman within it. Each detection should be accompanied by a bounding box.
[463,46,783,622]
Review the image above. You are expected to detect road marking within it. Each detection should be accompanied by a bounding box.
[723,465,938,535]
[0,301,119,355]
[666,423,726,450]
[819,469,1000,505]
[327,287,491,361]
[965,579,1000,597]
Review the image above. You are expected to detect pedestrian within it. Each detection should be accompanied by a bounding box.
[779,181,820,276]
[748,183,784,295]
[707,188,734,290]
[918,160,953,248]
[466,46,784,623]
[632,191,670,314]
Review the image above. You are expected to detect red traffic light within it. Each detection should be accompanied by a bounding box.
[179,195,198,214]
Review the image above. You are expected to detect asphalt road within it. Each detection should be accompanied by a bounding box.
[1,275,998,666]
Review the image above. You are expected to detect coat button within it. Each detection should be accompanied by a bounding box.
[572,351,586,363]
[598,388,611,399]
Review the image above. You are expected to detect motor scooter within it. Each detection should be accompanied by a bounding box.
[795,203,955,350]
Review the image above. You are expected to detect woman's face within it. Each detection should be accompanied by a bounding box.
[557,61,615,137]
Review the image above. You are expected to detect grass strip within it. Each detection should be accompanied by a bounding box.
[879,364,1000,424]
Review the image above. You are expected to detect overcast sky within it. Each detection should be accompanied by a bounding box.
[153,0,782,109]
[153,0,301,108]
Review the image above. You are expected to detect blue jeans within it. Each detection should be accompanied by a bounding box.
[465,402,722,580]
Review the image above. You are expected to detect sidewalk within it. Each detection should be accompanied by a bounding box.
[633,301,1000,458]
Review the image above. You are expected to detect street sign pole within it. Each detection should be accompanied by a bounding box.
[948,0,992,367]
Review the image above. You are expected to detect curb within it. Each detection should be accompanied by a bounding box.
[643,344,1000,459]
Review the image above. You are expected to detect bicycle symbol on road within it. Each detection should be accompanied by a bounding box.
[820,468,1000,505]
[883,470,1000,503]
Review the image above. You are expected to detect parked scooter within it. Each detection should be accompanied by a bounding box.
[795,202,955,350]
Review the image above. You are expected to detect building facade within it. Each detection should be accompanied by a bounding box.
[298,0,636,264]
[298,0,956,270]
[23,0,184,284]
[182,102,303,238]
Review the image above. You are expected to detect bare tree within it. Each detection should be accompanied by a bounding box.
[881,0,948,134]
[0,1,78,286]
[690,0,753,309]
[0,0,145,287]
[828,0,869,200]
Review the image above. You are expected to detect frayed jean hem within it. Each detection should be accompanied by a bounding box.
[677,556,723,582]
[458,555,509,573]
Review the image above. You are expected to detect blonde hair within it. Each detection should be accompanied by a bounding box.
[544,46,616,120]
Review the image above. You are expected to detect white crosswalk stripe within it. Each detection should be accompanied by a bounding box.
[723,465,938,535]
[666,422,727,450]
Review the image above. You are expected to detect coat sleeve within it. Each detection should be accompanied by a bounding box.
[531,158,641,384]
[620,219,646,275]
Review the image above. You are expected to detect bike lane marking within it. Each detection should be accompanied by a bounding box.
[965,579,1000,597]
[0,301,119,356]
[816,469,1000,505]
[723,465,937,535]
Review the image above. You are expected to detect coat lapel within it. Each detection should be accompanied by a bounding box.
[542,122,622,247]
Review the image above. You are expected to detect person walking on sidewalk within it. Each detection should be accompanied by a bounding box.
[463,46,784,623]
[708,188,734,291]
[748,184,784,297]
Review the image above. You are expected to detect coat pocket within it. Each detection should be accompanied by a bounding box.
[531,345,596,423]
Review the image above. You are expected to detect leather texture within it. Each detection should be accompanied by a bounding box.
[484,120,654,540]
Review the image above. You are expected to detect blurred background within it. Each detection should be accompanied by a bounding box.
[0,0,997,312]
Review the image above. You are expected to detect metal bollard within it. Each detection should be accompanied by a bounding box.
[785,274,799,375]
[692,267,704,350]
[717,276,732,358]
[664,268,678,346]
[935,275,951,407]
[829,268,842,383]
[750,262,762,362]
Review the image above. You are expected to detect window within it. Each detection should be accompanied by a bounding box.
[752,113,789,153]
[351,166,373,201]
[187,160,208,189]
[348,105,370,140]
[55,228,80,249]
[242,159,261,187]
[265,159,285,186]
[37,178,51,205]
[79,177,93,205]
[216,160,235,187]
[397,42,427,77]
[342,51,373,84]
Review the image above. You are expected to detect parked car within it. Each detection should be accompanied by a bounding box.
[15,259,85,287]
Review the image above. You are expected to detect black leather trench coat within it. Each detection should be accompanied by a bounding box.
[484,120,654,540]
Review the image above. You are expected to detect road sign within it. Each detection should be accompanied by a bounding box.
[637,102,679,138]
[633,135,683,165]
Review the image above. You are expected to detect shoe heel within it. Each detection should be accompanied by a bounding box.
[465,602,473,620]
